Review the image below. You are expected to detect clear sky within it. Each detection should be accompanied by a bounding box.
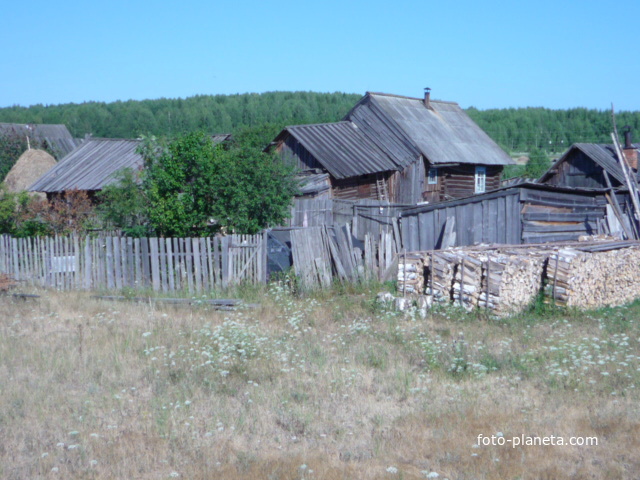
[1,0,638,111]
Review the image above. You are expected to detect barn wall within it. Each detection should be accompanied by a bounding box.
[392,159,425,204]
[542,151,612,189]
[400,190,521,251]
[276,135,324,172]
[400,186,608,251]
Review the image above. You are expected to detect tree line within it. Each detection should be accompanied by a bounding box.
[2,92,638,152]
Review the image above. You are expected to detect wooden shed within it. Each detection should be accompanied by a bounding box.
[538,139,640,189]
[269,91,514,204]
[399,183,621,251]
[29,138,143,200]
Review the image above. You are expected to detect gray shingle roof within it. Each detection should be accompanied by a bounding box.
[0,123,80,158]
[29,138,142,193]
[346,93,514,166]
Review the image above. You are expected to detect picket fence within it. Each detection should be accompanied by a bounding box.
[0,234,266,293]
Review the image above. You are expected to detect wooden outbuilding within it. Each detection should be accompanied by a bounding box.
[29,138,143,200]
[538,132,639,189]
[268,90,514,203]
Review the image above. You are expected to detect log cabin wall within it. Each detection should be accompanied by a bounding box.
[439,165,502,201]
[331,172,393,201]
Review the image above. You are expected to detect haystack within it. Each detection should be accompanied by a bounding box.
[3,149,56,196]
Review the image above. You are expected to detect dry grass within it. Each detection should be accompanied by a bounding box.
[1,284,640,479]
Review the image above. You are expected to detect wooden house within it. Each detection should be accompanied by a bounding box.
[538,132,639,189]
[268,90,514,203]
[29,138,143,200]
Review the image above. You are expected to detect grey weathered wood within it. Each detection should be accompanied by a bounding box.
[106,237,114,290]
[149,238,161,292]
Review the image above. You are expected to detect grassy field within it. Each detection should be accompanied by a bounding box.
[1,282,639,479]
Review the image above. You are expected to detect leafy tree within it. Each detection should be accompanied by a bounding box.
[96,168,150,237]
[140,132,297,237]
[524,148,552,179]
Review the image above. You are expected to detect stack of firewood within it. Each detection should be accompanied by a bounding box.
[545,246,640,308]
[477,251,548,315]
[397,253,424,295]
[424,251,458,303]
[451,254,484,310]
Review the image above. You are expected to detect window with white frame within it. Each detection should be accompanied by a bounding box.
[427,168,438,184]
[475,166,486,193]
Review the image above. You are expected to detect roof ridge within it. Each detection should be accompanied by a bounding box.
[287,120,353,129]
[366,91,459,105]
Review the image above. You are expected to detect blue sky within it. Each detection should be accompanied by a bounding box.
[1,0,638,110]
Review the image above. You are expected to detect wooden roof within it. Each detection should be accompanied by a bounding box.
[29,138,142,193]
[0,123,79,158]
[345,92,515,167]
[270,91,513,181]
[277,122,399,179]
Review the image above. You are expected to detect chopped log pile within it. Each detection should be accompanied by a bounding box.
[398,240,640,316]
[545,243,640,308]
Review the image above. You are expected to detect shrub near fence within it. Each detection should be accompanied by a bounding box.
[0,234,267,293]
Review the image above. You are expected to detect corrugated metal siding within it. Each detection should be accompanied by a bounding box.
[361,94,514,167]
[29,138,142,193]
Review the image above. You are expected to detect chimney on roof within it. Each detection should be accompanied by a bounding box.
[622,126,638,171]
[424,87,431,109]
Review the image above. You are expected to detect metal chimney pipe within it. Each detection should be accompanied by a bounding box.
[424,87,431,108]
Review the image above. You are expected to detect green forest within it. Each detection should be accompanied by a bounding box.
[1,91,639,179]
[2,91,639,150]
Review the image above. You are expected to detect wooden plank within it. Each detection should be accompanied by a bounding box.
[192,238,202,292]
[113,236,122,290]
[173,238,181,291]
[134,238,142,287]
[83,237,92,289]
[221,236,229,289]
[522,222,596,233]
[158,238,168,293]
[106,237,115,290]
[74,236,81,289]
[200,238,209,291]
[149,237,161,292]
[497,196,507,244]
[126,238,134,287]
[523,212,604,222]
[141,238,150,287]
[166,238,175,292]
[185,238,194,293]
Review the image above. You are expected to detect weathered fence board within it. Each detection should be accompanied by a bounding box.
[0,234,266,293]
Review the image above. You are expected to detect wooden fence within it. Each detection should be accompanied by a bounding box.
[0,234,266,293]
